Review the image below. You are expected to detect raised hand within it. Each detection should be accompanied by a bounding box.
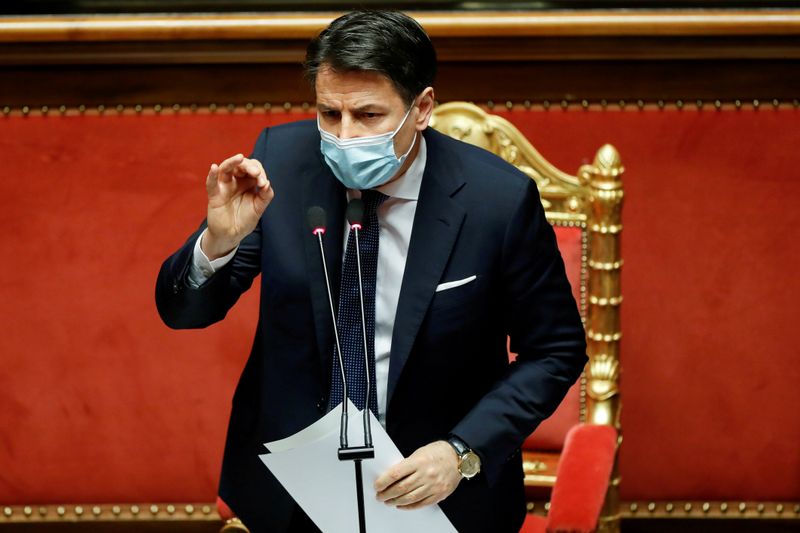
[203,153,274,259]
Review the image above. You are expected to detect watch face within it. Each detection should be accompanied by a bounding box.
[459,451,481,478]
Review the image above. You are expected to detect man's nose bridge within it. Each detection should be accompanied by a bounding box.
[339,114,356,139]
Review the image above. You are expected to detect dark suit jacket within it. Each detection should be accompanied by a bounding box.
[156,121,587,533]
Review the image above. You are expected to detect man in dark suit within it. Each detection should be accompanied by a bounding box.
[156,10,586,533]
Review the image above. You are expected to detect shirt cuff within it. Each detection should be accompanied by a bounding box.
[187,229,238,288]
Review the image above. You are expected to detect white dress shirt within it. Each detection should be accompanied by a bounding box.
[189,137,427,427]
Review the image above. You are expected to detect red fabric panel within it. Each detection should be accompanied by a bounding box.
[2,106,799,506]
[523,226,584,450]
[0,110,311,504]
[525,383,582,452]
[546,424,617,533]
[493,107,800,501]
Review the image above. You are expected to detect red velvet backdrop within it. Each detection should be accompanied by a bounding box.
[0,106,798,504]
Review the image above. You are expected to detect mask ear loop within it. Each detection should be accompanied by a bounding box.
[395,131,417,162]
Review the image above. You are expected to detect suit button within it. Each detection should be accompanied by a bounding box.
[316,397,327,412]
[172,281,181,294]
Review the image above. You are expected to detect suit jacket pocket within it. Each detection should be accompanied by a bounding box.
[429,274,483,314]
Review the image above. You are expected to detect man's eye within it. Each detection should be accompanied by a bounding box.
[322,110,340,119]
[362,112,380,119]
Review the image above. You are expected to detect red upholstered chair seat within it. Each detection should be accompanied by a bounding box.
[521,424,618,533]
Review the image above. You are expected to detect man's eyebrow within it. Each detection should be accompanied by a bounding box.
[353,104,389,113]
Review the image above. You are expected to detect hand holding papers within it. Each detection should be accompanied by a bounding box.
[259,401,458,533]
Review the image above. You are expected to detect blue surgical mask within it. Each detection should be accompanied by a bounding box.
[318,107,416,190]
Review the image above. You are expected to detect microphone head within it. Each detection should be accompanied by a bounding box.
[307,206,327,235]
[346,198,365,230]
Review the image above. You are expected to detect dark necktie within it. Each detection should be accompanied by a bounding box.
[329,190,387,416]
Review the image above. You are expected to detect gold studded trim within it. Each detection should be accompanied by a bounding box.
[623,501,800,520]
[524,501,800,520]
[550,219,589,423]
[0,503,219,523]
[2,99,799,117]
[586,329,622,342]
[590,223,623,234]
[589,295,623,306]
[0,102,312,117]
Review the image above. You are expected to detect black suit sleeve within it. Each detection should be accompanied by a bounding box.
[155,130,268,329]
[450,177,588,486]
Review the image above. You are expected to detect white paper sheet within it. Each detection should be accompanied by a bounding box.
[260,400,458,533]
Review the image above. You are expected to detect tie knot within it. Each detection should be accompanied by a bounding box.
[361,190,388,213]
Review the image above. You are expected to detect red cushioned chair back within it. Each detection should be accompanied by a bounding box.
[516,225,584,451]
[546,424,618,533]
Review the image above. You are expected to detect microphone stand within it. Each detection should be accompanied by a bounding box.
[309,205,373,533]
[336,222,374,533]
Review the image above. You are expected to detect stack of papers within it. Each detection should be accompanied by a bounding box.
[259,400,458,533]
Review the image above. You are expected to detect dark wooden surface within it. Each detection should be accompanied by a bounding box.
[1,11,799,107]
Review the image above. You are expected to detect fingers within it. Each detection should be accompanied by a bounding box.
[375,458,417,493]
[233,158,267,186]
[253,175,274,215]
[376,471,421,503]
[218,153,245,181]
[208,154,270,199]
[384,483,428,507]
[397,494,439,510]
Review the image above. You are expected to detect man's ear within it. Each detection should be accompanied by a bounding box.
[415,87,435,130]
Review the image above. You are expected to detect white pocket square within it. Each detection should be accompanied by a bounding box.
[435,275,477,293]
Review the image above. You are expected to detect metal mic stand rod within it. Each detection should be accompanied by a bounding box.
[338,446,374,533]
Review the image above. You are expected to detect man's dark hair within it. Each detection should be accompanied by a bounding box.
[304,10,437,105]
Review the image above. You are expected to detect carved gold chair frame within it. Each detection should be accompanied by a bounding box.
[430,101,624,533]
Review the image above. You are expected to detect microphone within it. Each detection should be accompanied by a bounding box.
[346,198,365,231]
[307,206,349,450]
[345,198,373,448]
[307,206,326,236]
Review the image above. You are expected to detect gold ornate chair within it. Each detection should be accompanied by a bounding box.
[430,102,624,533]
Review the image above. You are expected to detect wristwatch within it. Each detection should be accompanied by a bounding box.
[447,436,481,479]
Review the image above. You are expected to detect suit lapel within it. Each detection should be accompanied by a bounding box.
[387,130,466,412]
[302,161,346,385]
